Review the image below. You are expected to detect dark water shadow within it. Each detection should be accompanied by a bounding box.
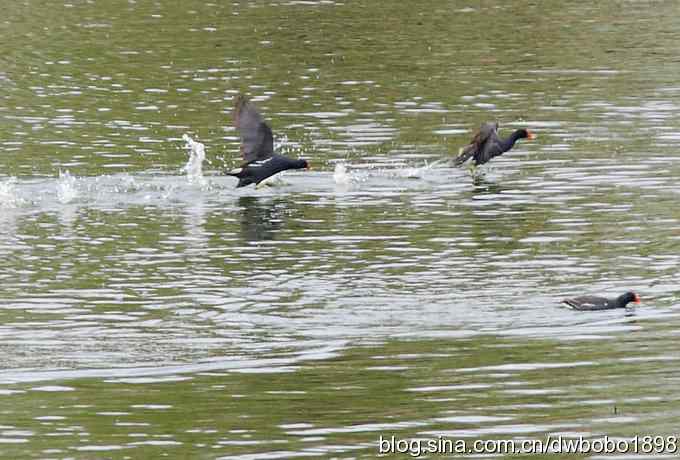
[238,196,285,241]
[471,173,503,195]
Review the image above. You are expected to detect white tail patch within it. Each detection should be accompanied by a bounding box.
[256,173,286,188]
[229,167,243,175]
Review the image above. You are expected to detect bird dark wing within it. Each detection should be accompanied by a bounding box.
[232,95,274,164]
[475,137,505,165]
[476,122,499,143]
[563,296,608,310]
[454,122,500,166]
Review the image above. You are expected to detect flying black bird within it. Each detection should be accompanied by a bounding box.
[228,95,309,188]
[454,122,535,167]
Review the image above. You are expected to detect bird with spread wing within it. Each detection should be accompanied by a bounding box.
[454,122,535,168]
[228,95,309,188]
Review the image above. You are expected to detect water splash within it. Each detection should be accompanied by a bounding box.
[275,133,308,160]
[274,134,291,154]
[57,170,78,204]
[181,134,206,185]
[116,174,139,193]
[0,177,21,208]
[333,163,351,185]
[397,159,448,179]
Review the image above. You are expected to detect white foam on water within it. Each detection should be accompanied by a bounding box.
[0,178,21,208]
[396,159,448,179]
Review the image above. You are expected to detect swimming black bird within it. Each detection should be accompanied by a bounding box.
[228,95,309,188]
[562,291,641,311]
[454,122,535,167]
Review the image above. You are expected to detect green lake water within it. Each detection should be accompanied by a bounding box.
[2,1,680,458]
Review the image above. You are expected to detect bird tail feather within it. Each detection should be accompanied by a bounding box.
[227,167,245,177]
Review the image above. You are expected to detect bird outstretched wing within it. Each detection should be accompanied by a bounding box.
[454,122,499,165]
[232,95,274,164]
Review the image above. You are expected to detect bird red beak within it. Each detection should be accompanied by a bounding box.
[634,293,641,303]
[527,130,536,140]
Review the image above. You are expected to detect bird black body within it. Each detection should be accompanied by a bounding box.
[229,95,309,187]
[228,155,309,188]
[562,291,641,311]
[455,122,535,166]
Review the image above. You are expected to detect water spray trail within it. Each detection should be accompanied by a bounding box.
[0,177,21,208]
[181,134,207,185]
[57,170,78,204]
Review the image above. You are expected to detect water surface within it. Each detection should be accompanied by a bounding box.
[2,1,680,458]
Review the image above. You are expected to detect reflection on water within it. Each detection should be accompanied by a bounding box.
[238,196,285,242]
[2,0,680,458]
[471,173,504,195]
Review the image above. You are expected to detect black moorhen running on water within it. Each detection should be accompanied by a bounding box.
[454,122,535,167]
[562,291,641,311]
[228,95,309,188]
